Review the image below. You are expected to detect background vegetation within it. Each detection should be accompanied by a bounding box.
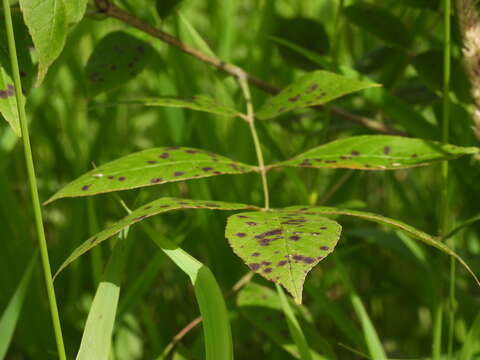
[1,0,480,359]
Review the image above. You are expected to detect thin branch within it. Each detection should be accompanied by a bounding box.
[94,1,401,135]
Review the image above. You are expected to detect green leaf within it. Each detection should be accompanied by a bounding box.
[344,4,411,48]
[274,17,330,70]
[256,70,378,120]
[0,12,34,137]
[0,253,36,360]
[155,0,183,19]
[282,206,480,288]
[19,0,68,86]
[273,135,478,171]
[76,231,129,360]
[458,313,480,360]
[65,0,88,24]
[412,50,472,104]
[85,31,153,97]
[45,147,255,204]
[401,0,439,10]
[123,95,241,117]
[54,197,258,277]
[226,211,342,303]
[237,282,331,360]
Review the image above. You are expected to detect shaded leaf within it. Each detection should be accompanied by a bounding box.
[281,206,480,287]
[401,0,439,10]
[273,135,478,171]
[412,50,471,103]
[274,17,330,70]
[76,232,129,360]
[19,0,68,85]
[85,31,153,97]
[0,12,34,137]
[54,197,258,277]
[124,95,240,117]
[156,0,183,19]
[237,282,331,360]
[344,4,411,48]
[46,146,255,204]
[256,70,378,120]
[226,211,342,303]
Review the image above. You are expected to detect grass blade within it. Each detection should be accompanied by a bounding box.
[0,252,36,360]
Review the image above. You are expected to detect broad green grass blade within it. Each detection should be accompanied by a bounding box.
[54,197,258,278]
[143,225,233,360]
[458,314,480,360]
[283,206,480,287]
[84,31,153,97]
[237,282,331,360]
[76,230,129,360]
[0,252,36,360]
[273,135,478,171]
[226,211,342,303]
[45,147,255,204]
[122,95,241,118]
[18,0,67,85]
[276,284,313,360]
[350,294,387,360]
[256,70,379,120]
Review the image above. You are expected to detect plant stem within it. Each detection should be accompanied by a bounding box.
[1,1,67,359]
[442,0,455,359]
[238,75,270,209]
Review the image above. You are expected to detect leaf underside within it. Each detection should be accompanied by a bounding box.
[275,135,478,171]
[46,146,255,204]
[54,197,259,278]
[256,70,378,120]
[226,211,342,303]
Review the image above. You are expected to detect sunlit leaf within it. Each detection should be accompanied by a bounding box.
[344,4,411,48]
[54,197,258,277]
[124,95,240,117]
[66,0,88,24]
[19,0,68,85]
[282,206,480,287]
[45,147,255,204]
[237,282,331,360]
[273,135,478,171]
[85,31,153,97]
[256,70,378,120]
[226,211,342,303]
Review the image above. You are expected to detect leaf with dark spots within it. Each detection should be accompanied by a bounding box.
[54,197,259,277]
[273,135,479,171]
[226,211,341,303]
[121,95,240,118]
[237,283,334,359]
[45,147,255,204]
[85,31,153,97]
[256,70,378,120]
[281,205,480,288]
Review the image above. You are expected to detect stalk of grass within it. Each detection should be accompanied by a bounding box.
[1,2,66,359]
[441,1,455,359]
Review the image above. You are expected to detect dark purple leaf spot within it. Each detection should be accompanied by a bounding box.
[118,176,126,181]
[255,229,283,239]
[174,171,184,177]
[82,185,91,191]
[411,154,418,158]
[237,215,249,218]
[246,222,257,226]
[159,152,170,159]
[202,167,213,172]
[108,176,114,180]
[185,149,199,154]
[288,94,300,102]
[235,233,246,237]
[320,226,327,230]
[249,263,261,271]
[147,160,158,164]
[303,257,315,264]
[150,178,162,184]
[263,267,273,274]
[144,206,152,210]
[262,261,272,266]
[277,260,287,267]
[320,246,330,251]
[325,160,337,164]
[213,171,222,175]
[252,252,261,257]
[289,235,301,241]
[351,150,360,156]
[306,83,319,94]
[384,146,391,155]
